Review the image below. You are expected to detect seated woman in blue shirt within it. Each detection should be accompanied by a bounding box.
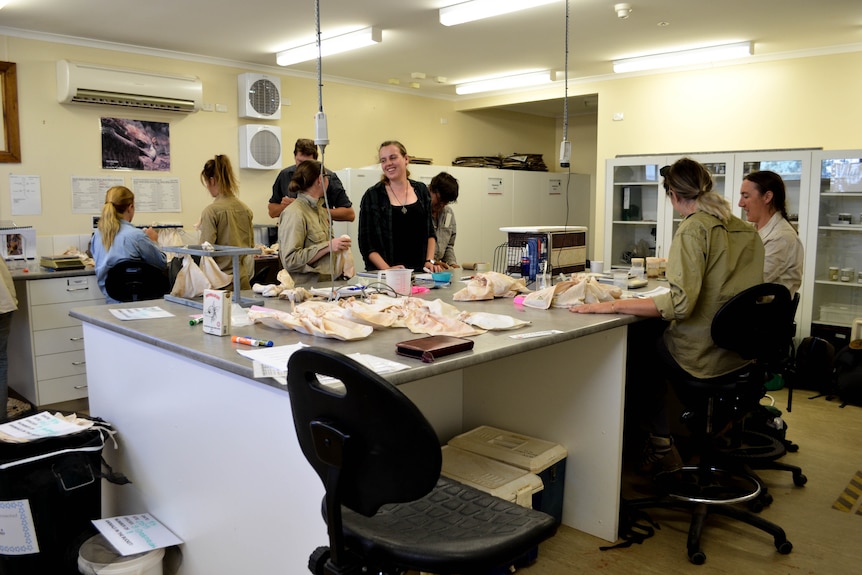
[91,186,167,303]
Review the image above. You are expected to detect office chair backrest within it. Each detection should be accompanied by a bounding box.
[711,282,792,364]
[105,259,170,302]
[287,347,442,517]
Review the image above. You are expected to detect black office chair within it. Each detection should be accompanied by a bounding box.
[104,259,170,302]
[626,283,795,564]
[286,347,558,575]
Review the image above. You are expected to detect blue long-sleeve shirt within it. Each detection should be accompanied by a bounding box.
[91,220,167,303]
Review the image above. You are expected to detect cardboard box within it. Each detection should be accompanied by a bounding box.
[202,289,230,336]
[448,425,567,523]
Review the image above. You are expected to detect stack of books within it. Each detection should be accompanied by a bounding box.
[40,255,85,271]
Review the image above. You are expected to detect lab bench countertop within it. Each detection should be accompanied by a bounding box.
[68,282,639,387]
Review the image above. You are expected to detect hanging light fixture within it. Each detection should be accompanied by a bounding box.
[276,27,382,67]
[440,0,562,27]
[612,41,753,74]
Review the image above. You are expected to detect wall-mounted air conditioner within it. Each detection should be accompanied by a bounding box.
[239,125,282,170]
[238,73,281,119]
[57,60,203,113]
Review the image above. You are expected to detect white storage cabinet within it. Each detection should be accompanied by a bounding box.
[9,274,103,406]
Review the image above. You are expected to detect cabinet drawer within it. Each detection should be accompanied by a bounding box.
[37,374,89,405]
[35,350,87,380]
[29,275,100,305]
[33,326,86,356]
[31,301,100,331]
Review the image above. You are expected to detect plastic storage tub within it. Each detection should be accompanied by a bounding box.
[440,445,544,508]
[448,425,567,523]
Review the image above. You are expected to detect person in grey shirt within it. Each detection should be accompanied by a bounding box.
[430,171,459,268]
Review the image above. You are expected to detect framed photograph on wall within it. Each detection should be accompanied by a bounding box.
[101,117,170,171]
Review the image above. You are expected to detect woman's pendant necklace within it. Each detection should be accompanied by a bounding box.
[389,184,408,214]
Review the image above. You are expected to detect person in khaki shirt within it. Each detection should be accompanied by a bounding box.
[1,258,18,421]
[571,158,764,474]
[199,154,255,290]
[738,170,804,297]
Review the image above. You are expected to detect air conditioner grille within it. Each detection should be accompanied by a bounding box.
[248,79,281,117]
[249,130,281,168]
[73,90,196,112]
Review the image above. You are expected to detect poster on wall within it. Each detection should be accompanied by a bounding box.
[101,117,170,171]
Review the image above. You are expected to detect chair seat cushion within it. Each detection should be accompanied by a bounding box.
[340,476,558,574]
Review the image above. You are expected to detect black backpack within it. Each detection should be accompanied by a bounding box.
[833,341,862,407]
[788,336,835,397]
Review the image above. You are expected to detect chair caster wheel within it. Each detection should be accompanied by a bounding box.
[309,546,331,575]
[793,473,808,486]
[689,550,706,565]
[777,540,793,554]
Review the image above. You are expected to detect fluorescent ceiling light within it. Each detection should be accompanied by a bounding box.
[613,42,752,74]
[440,0,561,27]
[455,70,554,95]
[276,27,382,66]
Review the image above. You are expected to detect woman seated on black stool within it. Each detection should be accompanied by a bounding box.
[571,157,765,474]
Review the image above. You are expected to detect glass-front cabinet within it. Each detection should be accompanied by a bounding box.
[604,154,733,268]
[803,150,862,349]
[604,157,666,268]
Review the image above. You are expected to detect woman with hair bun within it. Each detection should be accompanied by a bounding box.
[199,154,255,290]
[571,157,765,474]
[91,185,166,303]
[278,159,352,285]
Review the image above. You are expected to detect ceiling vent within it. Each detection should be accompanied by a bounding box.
[239,125,282,170]
[56,60,202,113]
[238,73,281,119]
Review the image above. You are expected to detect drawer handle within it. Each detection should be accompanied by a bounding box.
[72,360,86,366]
[69,336,84,342]
[73,384,88,390]
[66,287,91,292]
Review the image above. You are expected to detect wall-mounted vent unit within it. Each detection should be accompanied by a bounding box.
[57,60,203,113]
[239,125,282,170]
[238,73,281,119]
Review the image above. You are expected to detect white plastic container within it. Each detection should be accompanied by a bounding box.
[440,445,543,508]
[78,533,165,575]
[448,425,567,523]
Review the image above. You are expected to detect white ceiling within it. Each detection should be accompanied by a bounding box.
[2,0,861,117]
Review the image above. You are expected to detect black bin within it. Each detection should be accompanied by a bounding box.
[0,428,106,575]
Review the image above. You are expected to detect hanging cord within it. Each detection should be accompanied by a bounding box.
[562,0,569,144]
[313,0,336,300]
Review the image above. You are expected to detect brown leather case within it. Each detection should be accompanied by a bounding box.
[395,335,475,363]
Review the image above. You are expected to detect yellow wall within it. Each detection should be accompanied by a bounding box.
[0,35,556,234]
[4,33,862,261]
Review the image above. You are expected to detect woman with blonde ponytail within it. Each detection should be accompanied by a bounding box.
[91,186,166,303]
[199,154,254,290]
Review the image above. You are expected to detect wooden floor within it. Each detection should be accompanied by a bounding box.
[518,388,862,574]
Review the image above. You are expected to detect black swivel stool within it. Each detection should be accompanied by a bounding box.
[626,283,796,564]
[286,347,558,575]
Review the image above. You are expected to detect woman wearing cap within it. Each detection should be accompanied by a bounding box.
[571,157,764,474]
[738,170,804,297]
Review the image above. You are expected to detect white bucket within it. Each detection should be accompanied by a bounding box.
[78,533,165,575]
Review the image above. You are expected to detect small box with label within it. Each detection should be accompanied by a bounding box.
[202,289,231,336]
